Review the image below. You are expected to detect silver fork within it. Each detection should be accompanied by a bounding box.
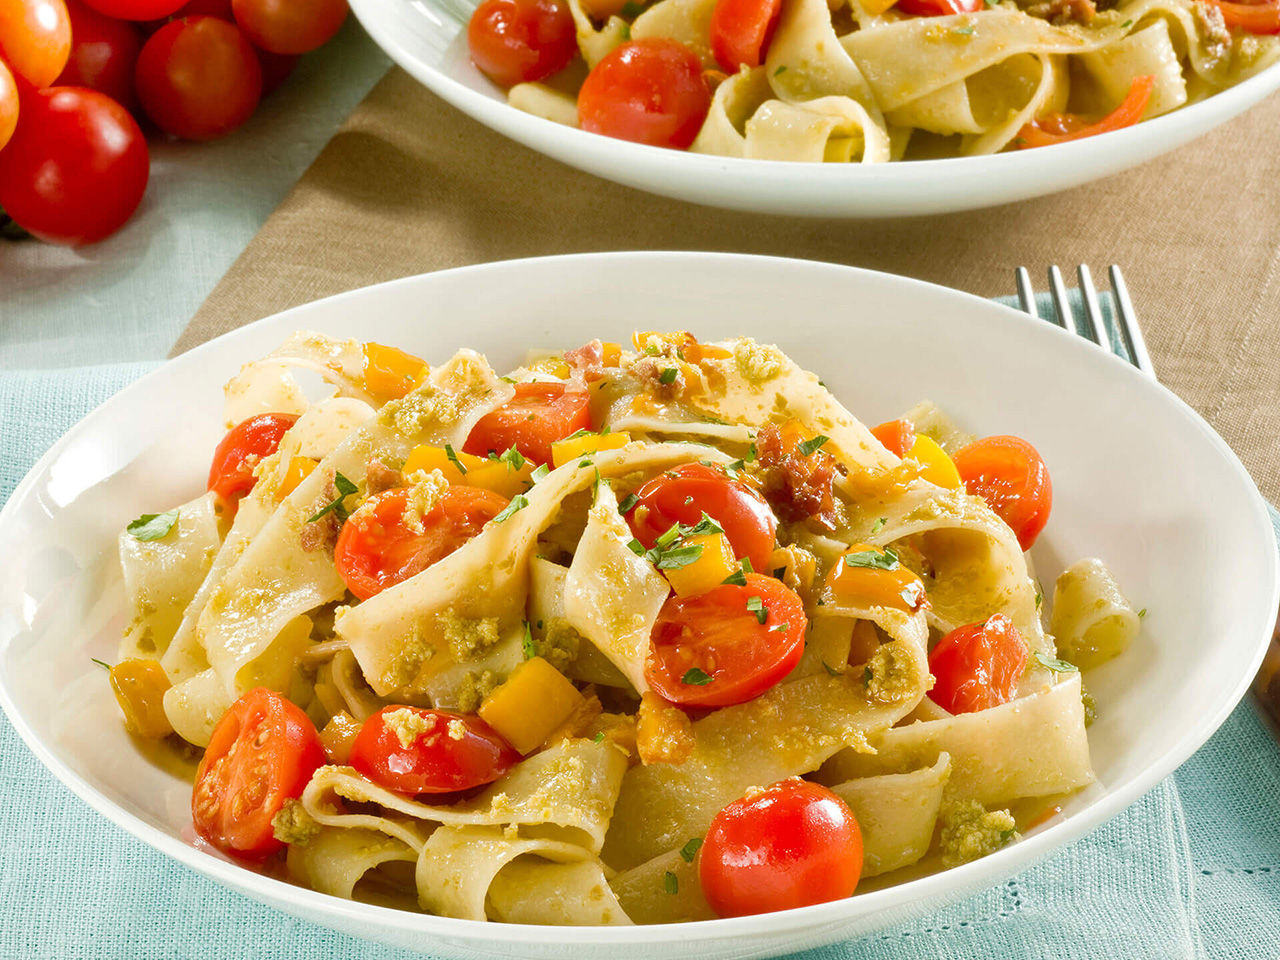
[1014,265,1155,380]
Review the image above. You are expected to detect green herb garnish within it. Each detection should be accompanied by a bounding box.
[306,472,358,524]
[870,517,887,535]
[682,667,713,686]
[843,547,899,571]
[659,367,678,385]
[444,443,467,474]
[497,446,526,471]
[492,494,529,523]
[522,621,536,660]
[663,871,678,895]
[617,493,640,514]
[680,837,703,863]
[1034,651,1078,673]
[822,661,840,677]
[746,595,767,624]
[797,435,829,456]
[126,509,180,542]
[91,658,112,671]
[722,567,748,586]
[593,731,606,743]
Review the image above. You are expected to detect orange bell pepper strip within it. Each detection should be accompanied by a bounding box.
[1015,75,1154,149]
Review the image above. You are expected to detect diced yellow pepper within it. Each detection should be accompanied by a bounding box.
[601,342,623,367]
[364,342,428,401]
[861,0,898,14]
[279,456,317,498]
[403,444,533,497]
[108,658,173,739]
[479,657,585,755]
[550,430,631,468]
[906,435,962,489]
[663,532,737,597]
[825,543,927,612]
[318,711,361,764]
[528,357,571,379]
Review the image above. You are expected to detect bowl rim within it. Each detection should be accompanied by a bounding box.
[0,251,1275,947]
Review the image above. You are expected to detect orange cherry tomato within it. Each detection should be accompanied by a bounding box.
[627,462,778,573]
[231,0,348,55]
[870,418,915,458]
[647,573,805,708]
[577,39,711,150]
[206,412,298,506]
[0,60,17,152]
[192,688,325,859]
[0,0,72,87]
[350,706,519,794]
[1207,0,1280,33]
[466,0,576,88]
[56,0,143,111]
[1016,75,1153,149]
[463,381,591,465]
[333,485,511,600]
[951,435,1051,550]
[709,0,781,72]
[927,613,1028,714]
[700,779,863,917]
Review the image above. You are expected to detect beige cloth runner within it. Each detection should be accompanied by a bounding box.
[180,67,1280,501]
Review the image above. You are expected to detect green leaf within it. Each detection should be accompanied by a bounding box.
[91,658,112,671]
[999,828,1016,844]
[492,494,529,523]
[663,871,678,895]
[774,65,787,76]
[307,472,358,524]
[659,367,678,385]
[444,443,467,474]
[127,509,180,542]
[821,661,840,677]
[740,556,754,573]
[769,622,789,633]
[522,621,536,660]
[722,568,747,586]
[563,427,596,441]
[497,446,526,471]
[617,493,640,514]
[951,24,975,34]
[655,544,704,569]
[683,512,724,538]
[797,435,830,456]
[679,837,703,863]
[655,522,683,549]
[682,667,713,686]
[1121,17,1133,26]
[593,731,606,743]
[627,538,646,556]
[1138,607,1147,619]
[863,665,873,686]
[745,441,757,462]
[530,463,550,483]
[843,547,899,571]
[1034,651,1078,673]
[746,595,767,624]
[870,517,887,535]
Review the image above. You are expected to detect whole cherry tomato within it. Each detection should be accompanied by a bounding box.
[0,86,148,245]
[0,60,16,152]
[350,706,519,794]
[951,435,1052,550]
[81,0,187,20]
[192,688,326,859]
[927,613,1028,714]
[466,0,576,88]
[463,381,591,465]
[135,16,261,140]
[207,412,298,506]
[231,0,347,55]
[56,0,143,110]
[700,778,863,917]
[578,39,710,149]
[0,0,72,86]
[709,0,781,72]
[255,47,296,94]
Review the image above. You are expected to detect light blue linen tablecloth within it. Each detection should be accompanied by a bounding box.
[1,26,1278,955]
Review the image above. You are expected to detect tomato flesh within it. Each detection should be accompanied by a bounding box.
[647,573,805,707]
[351,706,520,794]
[463,381,591,465]
[1209,0,1280,33]
[927,613,1028,714]
[207,412,297,505]
[1016,75,1153,149]
[951,434,1052,550]
[709,0,781,72]
[334,485,511,600]
[467,0,576,88]
[700,778,863,917]
[896,0,981,14]
[56,0,144,110]
[192,688,325,858]
[870,418,915,458]
[627,462,777,573]
[577,38,711,149]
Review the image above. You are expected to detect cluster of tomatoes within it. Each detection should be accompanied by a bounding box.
[0,0,347,246]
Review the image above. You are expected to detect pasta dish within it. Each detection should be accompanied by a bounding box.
[106,331,1140,923]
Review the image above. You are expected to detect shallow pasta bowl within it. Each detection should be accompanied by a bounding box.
[0,252,1275,958]
[347,0,1280,217]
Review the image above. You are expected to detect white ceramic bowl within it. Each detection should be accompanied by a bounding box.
[347,0,1280,217]
[0,253,1275,958]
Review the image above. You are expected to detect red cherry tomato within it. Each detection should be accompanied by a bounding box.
[230,0,347,55]
[647,573,805,707]
[192,688,325,859]
[700,778,863,917]
[206,412,298,505]
[351,706,520,794]
[56,0,143,110]
[82,0,185,18]
[135,16,261,140]
[709,0,781,72]
[927,613,1028,714]
[951,435,1052,550]
[0,61,17,152]
[896,0,981,14]
[870,418,915,459]
[0,86,148,245]
[466,0,575,88]
[578,38,711,149]
[255,47,296,94]
[1207,0,1280,34]
[0,0,72,86]
[462,381,591,465]
[627,463,777,572]
[334,485,511,600]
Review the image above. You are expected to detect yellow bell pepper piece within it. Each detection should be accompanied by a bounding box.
[825,543,927,613]
[662,532,737,597]
[528,357,571,379]
[403,444,533,497]
[108,658,173,739]
[550,430,630,468]
[479,657,585,755]
[364,342,428,401]
[860,0,898,14]
[601,342,623,367]
[906,435,962,489]
[279,456,317,498]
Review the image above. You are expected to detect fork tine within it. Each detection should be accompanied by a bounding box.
[1047,266,1077,336]
[1109,265,1157,380]
[1076,265,1108,348]
[1015,267,1040,320]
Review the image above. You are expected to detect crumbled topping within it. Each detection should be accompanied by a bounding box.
[271,798,321,846]
[382,707,437,748]
[939,799,1018,867]
[453,669,502,714]
[435,608,502,661]
[864,643,916,703]
[382,622,437,690]
[733,339,785,383]
[379,387,461,437]
[446,718,467,741]
[401,468,450,534]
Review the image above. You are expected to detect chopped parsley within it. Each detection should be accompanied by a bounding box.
[522,620,536,660]
[722,567,748,586]
[492,494,529,523]
[1034,651,1078,673]
[306,472,358,524]
[496,446,526,471]
[444,443,467,474]
[951,24,975,35]
[746,595,767,624]
[745,441,757,462]
[774,65,787,76]
[870,517,887,535]
[863,665,873,686]
[679,837,703,862]
[1138,607,1147,619]
[681,667,714,686]
[126,509,180,541]
[619,22,631,39]
[529,463,550,483]
[683,512,724,537]
[593,731,606,743]
[620,0,644,15]
[563,427,595,441]
[1121,18,1133,26]
[797,435,829,456]
[617,493,640,514]
[90,657,112,671]
[658,367,678,385]
[663,871,678,895]
[770,622,789,633]
[740,556,754,573]
[999,828,1016,844]
[822,661,840,677]
[843,547,899,571]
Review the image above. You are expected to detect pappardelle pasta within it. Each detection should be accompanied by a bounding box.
[465,0,1280,160]
[108,331,1140,924]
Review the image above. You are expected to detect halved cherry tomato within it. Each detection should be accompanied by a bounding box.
[1207,0,1280,33]
[577,39,711,149]
[871,418,915,458]
[0,0,72,87]
[647,573,805,707]
[192,688,325,858]
[56,0,144,110]
[334,485,510,600]
[756,419,840,530]
[350,706,519,794]
[896,0,980,14]
[951,435,1051,550]
[927,613,1028,714]
[627,463,777,572]
[231,0,348,55]
[207,412,298,505]
[1016,75,1153,149]
[709,0,782,72]
[463,381,591,465]
[466,0,575,88]
[700,778,863,918]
